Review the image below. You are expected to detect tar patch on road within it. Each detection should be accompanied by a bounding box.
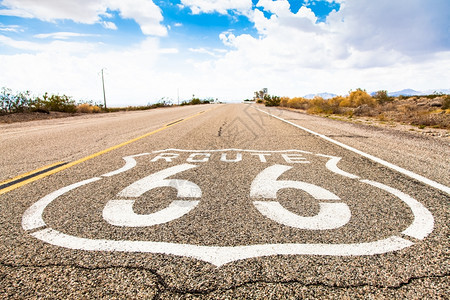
[0,162,68,193]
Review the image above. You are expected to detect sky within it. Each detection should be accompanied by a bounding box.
[0,0,449,106]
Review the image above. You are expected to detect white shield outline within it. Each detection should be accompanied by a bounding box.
[22,149,434,267]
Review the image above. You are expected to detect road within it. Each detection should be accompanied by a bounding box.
[1,104,448,298]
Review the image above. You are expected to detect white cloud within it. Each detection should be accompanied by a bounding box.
[34,32,98,40]
[205,0,450,98]
[188,47,226,57]
[0,24,22,32]
[0,0,167,36]
[0,0,105,23]
[219,0,450,72]
[180,0,253,15]
[106,0,167,36]
[101,21,118,30]
[329,0,450,55]
[0,33,100,54]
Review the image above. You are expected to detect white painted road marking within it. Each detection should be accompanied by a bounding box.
[117,164,201,198]
[22,177,102,231]
[361,180,434,240]
[250,165,340,200]
[103,164,201,227]
[251,164,351,230]
[22,149,435,266]
[102,153,150,177]
[256,107,450,195]
[316,154,360,179]
[31,228,414,267]
[253,201,352,230]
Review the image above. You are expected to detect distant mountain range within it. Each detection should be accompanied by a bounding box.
[303,92,337,99]
[385,89,450,97]
[303,89,449,99]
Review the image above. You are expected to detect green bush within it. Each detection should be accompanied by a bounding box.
[373,90,392,104]
[0,87,32,114]
[180,98,211,106]
[1,88,81,114]
[36,93,77,113]
[264,95,281,107]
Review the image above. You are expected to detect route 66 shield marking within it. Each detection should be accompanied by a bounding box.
[22,149,434,267]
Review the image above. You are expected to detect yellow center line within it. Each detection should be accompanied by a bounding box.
[0,107,215,196]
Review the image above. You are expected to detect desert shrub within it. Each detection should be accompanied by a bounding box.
[287,97,309,109]
[76,103,91,113]
[328,96,344,107]
[180,98,210,106]
[353,104,374,116]
[307,96,338,114]
[0,88,33,114]
[77,103,102,113]
[190,98,202,105]
[409,112,449,128]
[373,90,391,104]
[398,104,415,113]
[340,89,375,107]
[338,97,351,107]
[280,97,290,107]
[310,96,325,106]
[442,96,450,110]
[264,95,281,107]
[34,93,77,113]
[307,106,324,114]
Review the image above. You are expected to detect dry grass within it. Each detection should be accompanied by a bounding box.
[276,91,450,130]
[76,103,102,113]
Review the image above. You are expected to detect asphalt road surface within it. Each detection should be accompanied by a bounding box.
[1,104,448,298]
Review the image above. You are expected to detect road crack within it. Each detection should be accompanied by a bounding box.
[1,261,448,297]
[217,121,227,137]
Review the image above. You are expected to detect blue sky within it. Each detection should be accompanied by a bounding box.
[0,0,449,106]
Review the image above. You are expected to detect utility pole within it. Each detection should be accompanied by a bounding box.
[177,88,179,105]
[101,68,107,110]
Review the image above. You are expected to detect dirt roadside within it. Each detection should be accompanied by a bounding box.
[0,111,82,123]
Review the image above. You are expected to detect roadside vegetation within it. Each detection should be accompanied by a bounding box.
[255,89,450,129]
[0,87,102,115]
[180,97,213,106]
[0,88,211,122]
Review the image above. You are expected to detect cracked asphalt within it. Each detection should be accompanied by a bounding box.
[1,104,448,298]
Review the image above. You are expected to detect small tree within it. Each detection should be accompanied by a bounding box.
[373,90,390,104]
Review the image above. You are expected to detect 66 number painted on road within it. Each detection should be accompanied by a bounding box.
[103,163,350,230]
[22,149,434,267]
